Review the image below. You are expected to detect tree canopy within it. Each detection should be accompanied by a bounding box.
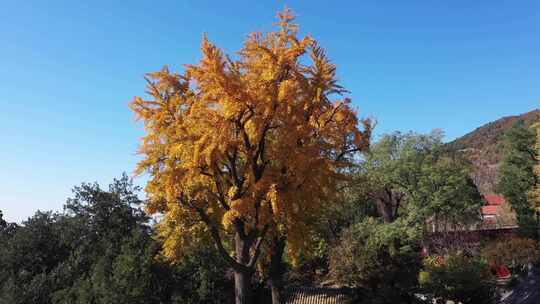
[0,175,234,304]
[353,131,482,229]
[328,131,486,303]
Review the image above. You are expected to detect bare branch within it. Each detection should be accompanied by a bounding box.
[248,224,270,268]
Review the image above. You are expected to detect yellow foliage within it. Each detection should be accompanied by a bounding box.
[130,8,371,263]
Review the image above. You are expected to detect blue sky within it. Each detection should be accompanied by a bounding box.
[1,0,538,222]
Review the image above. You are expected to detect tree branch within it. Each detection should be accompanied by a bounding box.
[248,224,270,268]
[190,204,249,273]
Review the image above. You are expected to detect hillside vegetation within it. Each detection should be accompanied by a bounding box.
[447,108,540,194]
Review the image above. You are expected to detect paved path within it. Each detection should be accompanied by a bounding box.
[500,270,540,304]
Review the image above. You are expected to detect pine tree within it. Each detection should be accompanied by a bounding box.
[529,123,540,235]
[530,124,540,205]
[497,122,538,238]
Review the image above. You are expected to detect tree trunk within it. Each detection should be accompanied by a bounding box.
[234,229,253,304]
[269,237,286,304]
[376,197,394,223]
[375,187,397,223]
[234,269,252,304]
[268,275,283,304]
[536,211,539,240]
[269,277,282,304]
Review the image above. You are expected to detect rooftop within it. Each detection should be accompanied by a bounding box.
[484,194,505,206]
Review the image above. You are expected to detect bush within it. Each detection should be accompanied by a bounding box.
[419,253,498,304]
[329,218,422,303]
[481,236,540,272]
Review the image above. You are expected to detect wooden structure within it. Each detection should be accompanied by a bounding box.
[283,287,350,304]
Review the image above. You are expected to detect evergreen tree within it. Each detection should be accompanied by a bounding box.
[497,122,538,239]
[530,123,540,214]
[0,176,234,304]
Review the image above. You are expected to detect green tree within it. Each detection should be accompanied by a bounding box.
[497,122,538,238]
[330,218,421,303]
[0,175,236,304]
[0,211,68,304]
[419,253,498,304]
[356,131,482,229]
[50,174,156,304]
[50,174,216,304]
[284,178,378,287]
[328,131,484,303]
[530,123,540,216]
[0,210,6,230]
[169,244,234,304]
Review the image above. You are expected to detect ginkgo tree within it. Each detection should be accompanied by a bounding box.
[130,9,371,304]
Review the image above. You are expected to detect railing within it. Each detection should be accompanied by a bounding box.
[282,287,350,304]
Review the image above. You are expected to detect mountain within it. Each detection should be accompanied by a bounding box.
[446,108,540,194]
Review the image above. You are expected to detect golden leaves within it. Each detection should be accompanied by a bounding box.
[131,8,371,260]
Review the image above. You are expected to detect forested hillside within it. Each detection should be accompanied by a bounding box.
[447,109,540,194]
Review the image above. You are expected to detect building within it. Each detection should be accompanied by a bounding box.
[426,194,517,255]
[479,194,518,230]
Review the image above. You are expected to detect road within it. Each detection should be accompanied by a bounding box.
[500,269,540,304]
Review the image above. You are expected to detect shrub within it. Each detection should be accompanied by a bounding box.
[329,218,422,303]
[419,253,498,304]
[481,236,540,272]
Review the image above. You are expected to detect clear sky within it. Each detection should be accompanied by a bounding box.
[1,0,539,223]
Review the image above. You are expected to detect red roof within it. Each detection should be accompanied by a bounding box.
[482,205,498,216]
[481,195,506,216]
[484,194,505,206]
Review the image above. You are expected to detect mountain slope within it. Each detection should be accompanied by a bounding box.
[447,108,540,194]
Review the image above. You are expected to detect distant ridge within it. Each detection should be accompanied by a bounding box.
[447,108,540,194]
